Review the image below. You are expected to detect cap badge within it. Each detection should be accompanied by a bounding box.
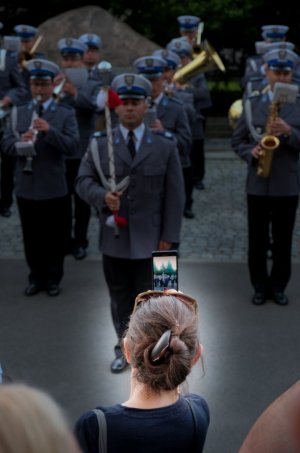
[66,38,73,46]
[34,60,42,69]
[125,74,134,87]
[279,50,287,60]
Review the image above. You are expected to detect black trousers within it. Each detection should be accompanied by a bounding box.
[0,151,15,209]
[102,255,152,356]
[182,165,194,210]
[191,138,205,183]
[17,195,69,286]
[65,159,91,249]
[247,194,299,292]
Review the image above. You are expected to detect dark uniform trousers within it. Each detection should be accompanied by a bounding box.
[102,255,152,357]
[247,194,299,292]
[191,138,205,184]
[0,149,15,210]
[17,195,69,286]
[65,159,91,250]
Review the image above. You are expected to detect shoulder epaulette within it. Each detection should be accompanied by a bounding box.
[57,103,73,111]
[92,131,107,138]
[249,76,263,82]
[248,90,261,99]
[154,130,174,140]
[168,96,183,105]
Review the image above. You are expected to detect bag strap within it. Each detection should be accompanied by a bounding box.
[93,408,107,453]
[185,397,198,450]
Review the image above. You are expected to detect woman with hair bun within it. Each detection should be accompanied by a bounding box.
[74,289,209,453]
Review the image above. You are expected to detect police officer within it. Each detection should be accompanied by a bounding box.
[168,33,212,193]
[242,25,290,87]
[133,55,192,217]
[56,37,103,260]
[0,22,28,217]
[78,33,102,76]
[232,48,300,306]
[75,73,185,373]
[1,58,79,296]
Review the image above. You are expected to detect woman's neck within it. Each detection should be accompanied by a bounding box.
[122,373,179,409]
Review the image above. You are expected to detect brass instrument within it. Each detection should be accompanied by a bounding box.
[192,22,204,57]
[19,35,43,69]
[173,39,226,84]
[228,98,243,129]
[257,101,280,178]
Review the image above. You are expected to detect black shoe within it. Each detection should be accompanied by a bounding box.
[184,208,195,219]
[24,283,42,296]
[0,206,11,217]
[273,291,289,306]
[252,291,266,305]
[195,181,205,190]
[73,246,87,260]
[46,283,60,297]
[110,356,129,374]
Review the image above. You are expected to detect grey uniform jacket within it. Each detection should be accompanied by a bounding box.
[75,126,185,259]
[0,51,28,104]
[156,94,192,168]
[231,92,300,196]
[60,78,102,158]
[1,100,79,200]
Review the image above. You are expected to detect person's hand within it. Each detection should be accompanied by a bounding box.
[21,130,35,142]
[150,118,164,132]
[104,191,122,212]
[270,117,291,137]
[158,241,172,250]
[32,117,50,133]
[251,143,262,159]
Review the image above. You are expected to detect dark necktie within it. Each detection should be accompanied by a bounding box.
[127,130,136,159]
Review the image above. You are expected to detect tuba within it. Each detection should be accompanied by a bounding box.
[173,39,226,84]
[256,101,280,178]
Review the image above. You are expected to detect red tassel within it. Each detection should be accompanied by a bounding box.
[108,88,123,109]
[113,212,128,228]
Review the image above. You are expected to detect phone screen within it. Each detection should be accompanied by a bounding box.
[152,250,178,291]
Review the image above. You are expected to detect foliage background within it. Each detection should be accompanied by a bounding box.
[1,0,300,55]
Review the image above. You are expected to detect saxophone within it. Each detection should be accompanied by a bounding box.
[256,101,280,178]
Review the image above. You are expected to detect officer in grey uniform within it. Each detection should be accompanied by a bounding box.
[14,25,45,102]
[1,58,79,296]
[167,36,212,193]
[56,38,103,260]
[78,33,103,78]
[242,25,289,87]
[0,22,28,217]
[133,55,192,217]
[232,48,300,307]
[75,73,185,373]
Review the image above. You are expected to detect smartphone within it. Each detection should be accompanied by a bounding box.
[152,250,178,291]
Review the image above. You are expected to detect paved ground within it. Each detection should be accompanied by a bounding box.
[2,140,300,262]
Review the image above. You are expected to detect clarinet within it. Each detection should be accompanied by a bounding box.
[23,96,43,174]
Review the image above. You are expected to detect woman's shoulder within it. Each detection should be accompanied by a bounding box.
[184,393,210,421]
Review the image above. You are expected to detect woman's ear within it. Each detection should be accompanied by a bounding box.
[123,337,131,364]
[191,342,203,367]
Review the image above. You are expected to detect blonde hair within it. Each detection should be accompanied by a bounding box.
[0,384,80,453]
